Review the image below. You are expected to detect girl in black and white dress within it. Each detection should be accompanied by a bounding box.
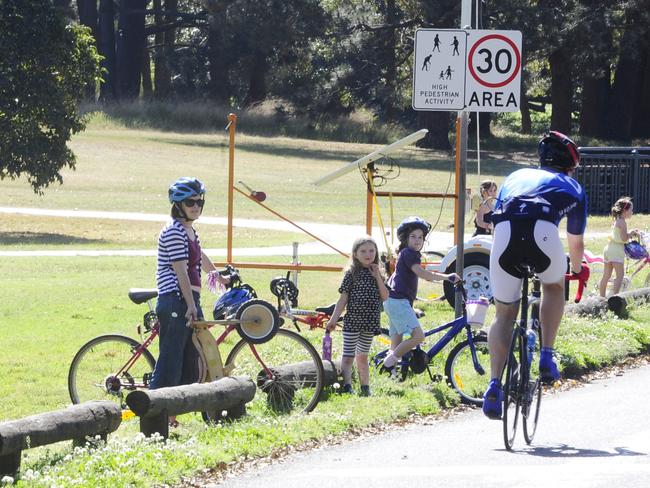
[326,237,389,396]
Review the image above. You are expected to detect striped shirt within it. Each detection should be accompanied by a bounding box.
[156,219,201,295]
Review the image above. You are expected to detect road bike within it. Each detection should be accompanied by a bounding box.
[501,266,543,450]
[372,283,491,406]
[67,266,325,418]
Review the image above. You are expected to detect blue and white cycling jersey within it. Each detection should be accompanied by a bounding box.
[491,167,588,235]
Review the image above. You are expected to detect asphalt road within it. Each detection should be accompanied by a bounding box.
[211,364,650,488]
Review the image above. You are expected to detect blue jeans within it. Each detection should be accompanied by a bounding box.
[149,291,203,389]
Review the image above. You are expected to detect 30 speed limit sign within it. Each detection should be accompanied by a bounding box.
[465,30,522,112]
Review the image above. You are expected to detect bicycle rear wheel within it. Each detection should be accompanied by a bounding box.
[225,328,324,414]
[502,329,521,450]
[444,333,490,406]
[68,334,156,408]
[523,326,543,444]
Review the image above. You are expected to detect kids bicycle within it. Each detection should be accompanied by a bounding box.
[372,283,491,406]
[67,266,325,417]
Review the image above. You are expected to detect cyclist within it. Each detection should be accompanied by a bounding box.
[482,131,587,419]
[150,177,228,425]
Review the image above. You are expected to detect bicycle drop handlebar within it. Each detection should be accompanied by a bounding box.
[565,263,590,303]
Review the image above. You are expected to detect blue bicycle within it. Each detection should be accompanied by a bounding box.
[372,284,491,406]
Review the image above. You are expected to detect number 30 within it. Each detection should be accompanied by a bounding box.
[476,48,513,74]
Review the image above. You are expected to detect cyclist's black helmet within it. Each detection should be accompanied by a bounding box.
[538,130,580,171]
[168,177,206,203]
[396,216,431,242]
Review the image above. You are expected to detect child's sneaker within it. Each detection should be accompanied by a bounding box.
[539,349,560,383]
[341,384,353,394]
[482,379,504,420]
[359,385,371,397]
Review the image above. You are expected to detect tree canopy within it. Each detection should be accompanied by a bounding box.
[0,0,102,193]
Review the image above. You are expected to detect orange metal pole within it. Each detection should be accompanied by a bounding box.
[454,117,461,245]
[211,262,344,272]
[234,187,350,258]
[374,191,457,199]
[226,114,237,264]
[366,167,374,235]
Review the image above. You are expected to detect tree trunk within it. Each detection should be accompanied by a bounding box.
[98,0,116,101]
[579,73,610,137]
[549,49,572,133]
[77,0,99,101]
[607,8,646,141]
[153,0,176,100]
[142,50,153,99]
[632,30,650,138]
[116,0,147,100]
[382,0,398,121]
[207,17,231,102]
[416,111,451,150]
[246,53,268,105]
[520,91,532,134]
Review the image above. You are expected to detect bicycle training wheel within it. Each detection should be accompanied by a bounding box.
[444,332,490,406]
[225,328,324,414]
[523,326,543,444]
[502,329,521,450]
[68,334,156,408]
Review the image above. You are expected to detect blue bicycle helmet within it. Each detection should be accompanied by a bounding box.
[396,216,432,241]
[624,241,648,260]
[212,286,256,320]
[168,177,206,203]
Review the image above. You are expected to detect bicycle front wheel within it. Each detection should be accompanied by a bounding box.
[523,326,543,444]
[68,334,156,408]
[502,329,521,451]
[225,328,324,414]
[444,333,490,406]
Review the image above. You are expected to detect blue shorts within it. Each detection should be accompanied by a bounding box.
[383,297,420,337]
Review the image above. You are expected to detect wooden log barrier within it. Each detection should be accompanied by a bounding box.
[565,288,650,318]
[0,401,122,478]
[260,359,341,388]
[125,376,255,438]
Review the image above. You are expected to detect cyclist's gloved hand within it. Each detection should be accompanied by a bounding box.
[572,263,590,282]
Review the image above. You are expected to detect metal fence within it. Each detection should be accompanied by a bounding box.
[574,147,650,215]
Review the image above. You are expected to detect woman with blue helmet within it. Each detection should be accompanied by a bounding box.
[150,177,229,426]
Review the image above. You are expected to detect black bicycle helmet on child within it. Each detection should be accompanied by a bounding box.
[538,130,580,171]
[168,177,206,203]
[396,216,432,241]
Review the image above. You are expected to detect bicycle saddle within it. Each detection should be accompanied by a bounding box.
[128,288,159,304]
[315,303,336,317]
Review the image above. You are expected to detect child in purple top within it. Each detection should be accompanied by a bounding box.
[382,217,459,371]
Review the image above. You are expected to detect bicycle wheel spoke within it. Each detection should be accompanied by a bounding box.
[68,335,156,409]
[225,329,324,414]
[502,330,521,450]
[523,326,543,444]
[444,334,491,406]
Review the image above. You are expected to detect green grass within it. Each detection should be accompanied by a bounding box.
[3,119,650,486]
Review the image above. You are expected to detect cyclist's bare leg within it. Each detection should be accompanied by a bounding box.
[599,262,613,297]
[341,356,355,385]
[540,281,564,347]
[391,326,424,359]
[611,262,625,294]
[488,301,519,379]
[355,354,369,385]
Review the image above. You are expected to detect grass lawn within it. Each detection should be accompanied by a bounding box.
[2,121,650,486]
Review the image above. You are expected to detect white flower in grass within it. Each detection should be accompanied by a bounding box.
[1,476,15,485]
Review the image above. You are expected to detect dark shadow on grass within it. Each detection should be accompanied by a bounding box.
[0,232,105,246]
[510,443,647,458]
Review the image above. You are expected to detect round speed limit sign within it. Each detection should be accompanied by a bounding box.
[465,30,522,112]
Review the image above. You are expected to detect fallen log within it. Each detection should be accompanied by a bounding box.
[0,401,121,478]
[126,376,255,438]
[565,296,610,316]
[607,287,650,318]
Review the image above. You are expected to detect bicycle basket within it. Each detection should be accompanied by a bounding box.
[213,285,256,320]
[624,241,648,260]
[465,297,489,327]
